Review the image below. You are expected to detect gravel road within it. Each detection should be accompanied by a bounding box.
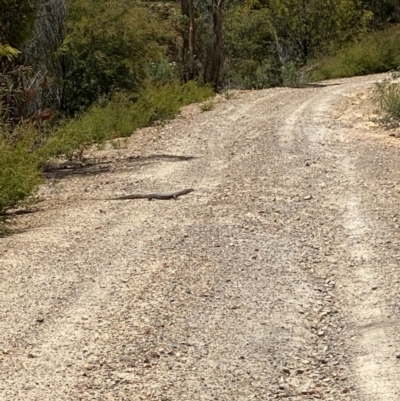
[1,74,400,400]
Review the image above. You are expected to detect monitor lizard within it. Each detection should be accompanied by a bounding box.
[98,188,194,201]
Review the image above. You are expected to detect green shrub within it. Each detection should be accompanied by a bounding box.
[225,59,282,89]
[147,60,177,85]
[43,102,119,159]
[282,61,302,87]
[312,27,400,81]
[59,0,168,115]
[43,81,214,158]
[373,71,400,125]
[0,125,42,214]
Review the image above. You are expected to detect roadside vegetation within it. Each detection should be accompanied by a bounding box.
[0,125,42,214]
[0,0,400,214]
[312,27,400,81]
[43,82,213,160]
[373,70,400,128]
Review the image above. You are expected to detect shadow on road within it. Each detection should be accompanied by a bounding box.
[289,83,343,89]
[43,154,196,179]
[127,154,196,162]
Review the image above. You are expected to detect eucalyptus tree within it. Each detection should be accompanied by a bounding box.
[362,0,400,27]
[23,0,67,116]
[210,0,224,90]
[172,0,225,89]
[0,0,39,50]
[221,0,372,88]
[257,0,371,60]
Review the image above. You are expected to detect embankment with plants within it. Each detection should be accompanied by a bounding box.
[312,27,400,81]
[0,80,213,216]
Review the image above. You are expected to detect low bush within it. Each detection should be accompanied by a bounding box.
[311,27,400,81]
[373,71,400,126]
[223,59,282,89]
[44,81,214,159]
[0,125,42,214]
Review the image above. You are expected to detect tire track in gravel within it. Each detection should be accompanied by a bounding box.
[335,133,400,399]
[300,78,400,401]
[1,74,400,401]
[262,76,400,401]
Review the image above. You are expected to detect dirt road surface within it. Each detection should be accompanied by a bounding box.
[1,74,400,401]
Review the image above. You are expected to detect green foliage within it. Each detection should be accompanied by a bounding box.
[147,60,178,85]
[223,7,281,88]
[281,61,301,87]
[59,0,169,114]
[361,0,400,28]
[0,44,20,60]
[222,0,371,89]
[225,7,274,65]
[0,0,40,127]
[226,59,281,89]
[250,0,371,59]
[129,81,213,126]
[373,71,400,126]
[0,0,40,49]
[44,81,214,158]
[312,27,400,81]
[0,125,42,214]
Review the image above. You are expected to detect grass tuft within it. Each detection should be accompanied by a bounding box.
[200,100,214,112]
[373,71,400,127]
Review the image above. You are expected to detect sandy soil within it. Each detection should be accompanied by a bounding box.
[1,74,400,400]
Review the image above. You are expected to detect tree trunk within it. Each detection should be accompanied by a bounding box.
[370,0,377,29]
[188,0,196,80]
[211,0,224,91]
[177,0,189,81]
[395,0,400,23]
